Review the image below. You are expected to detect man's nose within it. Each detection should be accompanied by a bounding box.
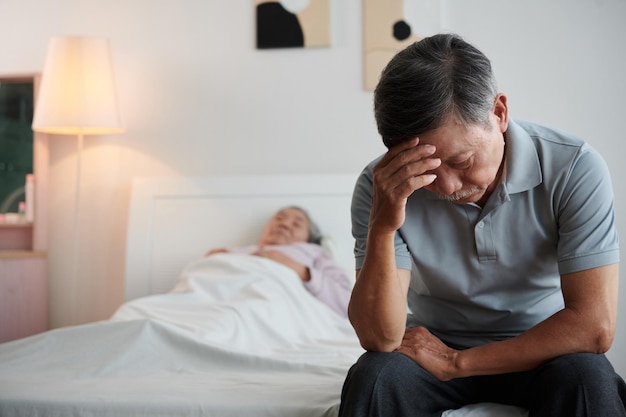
[433,172,463,196]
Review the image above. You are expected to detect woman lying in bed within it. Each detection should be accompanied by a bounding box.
[205,206,353,317]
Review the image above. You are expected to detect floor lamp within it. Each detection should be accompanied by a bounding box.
[32,36,124,325]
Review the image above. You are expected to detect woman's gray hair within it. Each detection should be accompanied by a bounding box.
[374,33,498,148]
[287,205,323,245]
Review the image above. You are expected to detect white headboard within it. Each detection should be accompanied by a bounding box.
[125,174,359,301]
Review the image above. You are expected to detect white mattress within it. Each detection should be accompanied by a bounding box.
[0,254,362,417]
[0,253,528,416]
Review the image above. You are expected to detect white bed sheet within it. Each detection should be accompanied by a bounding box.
[0,254,363,417]
[114,253,364,367]
[0,251,528,417]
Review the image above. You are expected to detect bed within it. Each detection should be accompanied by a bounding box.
[0,174,528,417]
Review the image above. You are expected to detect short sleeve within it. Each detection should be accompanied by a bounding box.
[556,144,620,274]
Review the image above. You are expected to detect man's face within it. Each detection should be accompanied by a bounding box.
[419,113,506,206]
[258,208,311,246]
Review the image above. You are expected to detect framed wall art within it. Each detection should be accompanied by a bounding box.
[363,0,441,90]
[256,0,331,49]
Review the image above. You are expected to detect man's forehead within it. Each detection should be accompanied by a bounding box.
[419,124,480,159]
[419,136,474,160]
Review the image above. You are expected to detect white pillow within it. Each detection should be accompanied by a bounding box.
[320,235,337,257]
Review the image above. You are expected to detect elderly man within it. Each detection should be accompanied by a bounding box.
[340,33,625,416]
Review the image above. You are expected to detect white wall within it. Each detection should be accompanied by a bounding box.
[1,0,625,375]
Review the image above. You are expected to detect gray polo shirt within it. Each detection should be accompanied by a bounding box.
[351,119,620,348]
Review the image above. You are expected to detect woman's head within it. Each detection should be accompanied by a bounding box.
[258,206,322,246]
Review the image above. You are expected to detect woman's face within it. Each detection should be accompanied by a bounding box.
[258,207,311,246]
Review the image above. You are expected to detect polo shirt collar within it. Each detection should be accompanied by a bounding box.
[504,119,542,194]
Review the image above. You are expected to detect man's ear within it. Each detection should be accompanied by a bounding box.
[493,94,509,132]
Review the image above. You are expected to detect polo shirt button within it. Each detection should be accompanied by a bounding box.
[477,221,485,228]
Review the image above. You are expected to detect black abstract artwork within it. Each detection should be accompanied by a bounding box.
[256,2,304,49]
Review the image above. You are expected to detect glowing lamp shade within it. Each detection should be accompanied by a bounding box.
[32,36,124,135]
[30,36,124,325]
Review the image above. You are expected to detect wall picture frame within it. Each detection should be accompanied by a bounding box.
[363,0,441,90]
[256,0,331,49]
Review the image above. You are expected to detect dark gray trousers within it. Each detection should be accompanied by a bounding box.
[339,351,626,417]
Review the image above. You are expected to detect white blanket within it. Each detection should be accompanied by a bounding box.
[0,254,364,417]
[0,253,527,417]
[113,253,364,367]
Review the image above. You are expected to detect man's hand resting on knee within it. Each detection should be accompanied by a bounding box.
[395,326,460,381]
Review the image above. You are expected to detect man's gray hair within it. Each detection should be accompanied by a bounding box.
[374,33,498,148]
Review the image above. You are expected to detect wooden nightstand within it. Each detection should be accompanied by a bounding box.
[0,249,48,342]
[0,73,49,343]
